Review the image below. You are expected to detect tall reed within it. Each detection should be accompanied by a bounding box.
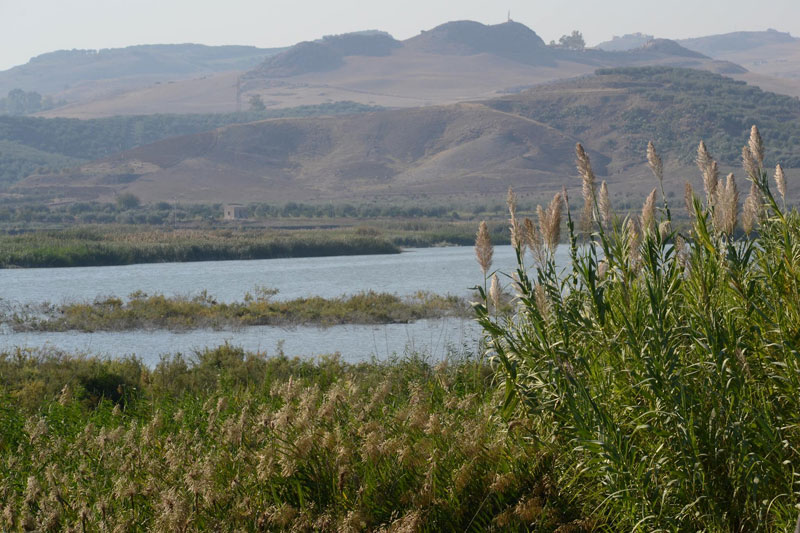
[475,127,800,530]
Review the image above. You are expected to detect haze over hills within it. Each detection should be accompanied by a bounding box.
[15,67,800,205]
[0,44,285,109]
[595,29,800,85]
[26,20,749,119]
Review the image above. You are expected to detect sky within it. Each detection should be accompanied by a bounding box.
[2,0,799,71]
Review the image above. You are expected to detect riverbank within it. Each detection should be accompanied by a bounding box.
[6,290,470,332]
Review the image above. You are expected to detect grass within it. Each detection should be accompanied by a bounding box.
[0,227,400,268]
[476,130,800,529]
[0,346,592,531]
[8,290,469,332]
[0,222,516,268]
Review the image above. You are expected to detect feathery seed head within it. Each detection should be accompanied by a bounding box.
[697,141,718,202]
[684,182,696,221]
[474,221,493,276]
[742,145,759,181]
[489,274,501,312]
[599,181,611,229]
[641,188,657,234]
[696,141,713,174]
[506,186,517,220]
[597,260,609,280]
[647,141,663,184]
[749,125,764,166]
[534,284,550,320]
[523,216,540,253]
[659,220,672,241]
[775,164,787,202]
[742,181,760,234]
[626,217,641,266]
[544,192,563,251]
[576,143,596,231]
[715,173,739,235]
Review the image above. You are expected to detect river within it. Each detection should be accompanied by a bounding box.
[0,245,570,364]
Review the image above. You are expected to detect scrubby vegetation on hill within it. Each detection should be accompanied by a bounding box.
[488,66,800,167]
[0,101,382,189]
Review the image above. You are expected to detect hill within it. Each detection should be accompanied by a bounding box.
[34,21,745,119]
[678,30,800,81]
[0,102,380,190]
[0,44,284,111]
[596,33,655,52]
[13,67,800,205]
[485,66,800,171]
[13,103,604,204]
[678,29,798,57]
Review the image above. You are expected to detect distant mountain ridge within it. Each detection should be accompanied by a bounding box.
[678,29,798,56]
[595,33,654,52]
[0,43,285,102]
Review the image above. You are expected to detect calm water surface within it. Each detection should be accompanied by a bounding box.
[0,246,569,363]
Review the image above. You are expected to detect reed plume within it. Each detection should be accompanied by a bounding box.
[749,125,764,167]
[507,187,524,252]
[506,186,517,221]
[641,188,657,235]
[524,217,544,265]
[775,164,787,203]
[684,182,696,222]
[474,221,493,276]
[647,141,663,184]
[541,192,563,252]
[625,217,640,266]
[714,173,738,235]
[742,145,759,181]
[742,181,760,235]
[489,274,501,312]
[697,141,718,204]
[576,143,596,232]
[659,220,671,241]
[598,181,611,229]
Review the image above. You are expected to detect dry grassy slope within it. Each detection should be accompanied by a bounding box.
[41,50,749,120]
[15,103,604,203]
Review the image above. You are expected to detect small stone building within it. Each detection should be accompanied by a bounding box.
[224,204,247,220]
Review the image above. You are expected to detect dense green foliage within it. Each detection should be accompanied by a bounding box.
[10,290,468,331]
[0,348,591,531]
[0,101,382,188]
[489,67,800,167]
[0,227,399,268]
[0,221,514,268]
[0,200,473,227]
[0,89,63,116]
[476,134,800,529]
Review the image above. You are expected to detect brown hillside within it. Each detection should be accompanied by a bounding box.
[17,104,605,203]
[19,67,800,206]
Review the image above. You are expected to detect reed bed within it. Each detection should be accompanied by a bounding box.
[8,290,469,332]
[0,227,399,268]
[476,127,800,530]
[0,346,591,531]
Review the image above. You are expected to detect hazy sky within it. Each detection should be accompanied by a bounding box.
[2,0,799,71]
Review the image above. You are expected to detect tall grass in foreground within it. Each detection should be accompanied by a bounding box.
[0,347,591,531]
[475,127,800,530]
